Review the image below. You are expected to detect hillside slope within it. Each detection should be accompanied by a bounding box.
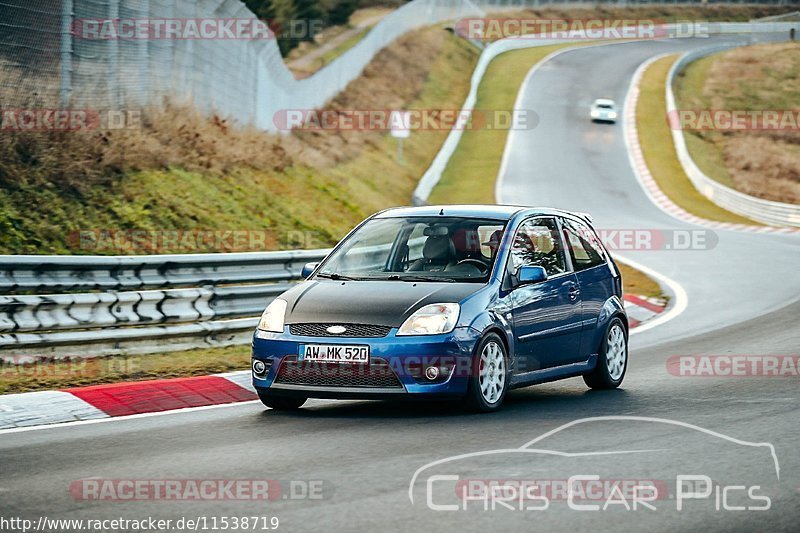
[0,27,477,254]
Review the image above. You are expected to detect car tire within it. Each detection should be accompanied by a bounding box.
[465,333,509,413]
[583,317,628,390]
[258,392,307,410]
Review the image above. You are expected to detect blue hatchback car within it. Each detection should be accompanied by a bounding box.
[252,205,628,412]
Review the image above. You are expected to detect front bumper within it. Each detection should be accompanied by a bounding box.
[251,326,481,399]
[591,112,617,123]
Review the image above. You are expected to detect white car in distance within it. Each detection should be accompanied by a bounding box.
[590,98,618,123]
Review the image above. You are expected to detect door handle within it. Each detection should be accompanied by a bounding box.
[567,285,580,301]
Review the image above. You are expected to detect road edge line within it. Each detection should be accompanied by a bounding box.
[614,254,688,336]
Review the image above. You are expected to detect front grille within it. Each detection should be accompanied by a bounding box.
[273,357,403,389]
[288,323,392,338]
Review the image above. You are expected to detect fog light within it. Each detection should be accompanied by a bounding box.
[253,359,267,376]
[424,366,440,380]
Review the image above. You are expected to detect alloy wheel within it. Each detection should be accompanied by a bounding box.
[479,340,506,404]
[605,323,627,381]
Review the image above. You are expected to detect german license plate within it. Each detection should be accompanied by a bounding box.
[299,344,370,364]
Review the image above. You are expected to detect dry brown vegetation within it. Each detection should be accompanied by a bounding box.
[1,26,453,194]
[285,27,453,167]
[490,5,797,27]
[0,27,477,254]
[0,105,294,194]
[676,42,800,204]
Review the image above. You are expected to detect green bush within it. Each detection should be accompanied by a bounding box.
[243,0,407,55]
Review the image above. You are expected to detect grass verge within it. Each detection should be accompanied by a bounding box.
[286,6,392,76]
[0,346,251,394]
[673,42,800,204]
[429,43,580,204]
[314,27,372,70]
[636,55,760,225]
[617,263,662,300]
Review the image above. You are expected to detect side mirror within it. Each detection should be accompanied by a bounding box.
[301,262,319,279]
[518,265,548,285]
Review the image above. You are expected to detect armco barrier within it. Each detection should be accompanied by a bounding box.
[412,20,800,205]
[0,250,329,358]
[0,249,327,292]
[666,46,800,227]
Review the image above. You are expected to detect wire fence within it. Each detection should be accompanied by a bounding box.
[0,0,798,132]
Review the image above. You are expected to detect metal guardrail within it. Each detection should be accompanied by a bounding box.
[666,44,800,227]
[0,249,329,358]
[0,250,328,292]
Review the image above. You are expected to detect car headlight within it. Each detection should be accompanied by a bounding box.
[258,298,287,333]
[397,303,460,336]
[608,111,617,119]
[591,110,600,117]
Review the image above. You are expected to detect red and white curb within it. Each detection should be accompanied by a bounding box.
[623,54,799,235]
[624,293,667,329]
[0,372,256,430]
[0,303,666,431]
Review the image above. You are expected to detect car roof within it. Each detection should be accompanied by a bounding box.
[373,205,591,224]
[593,98,616,106]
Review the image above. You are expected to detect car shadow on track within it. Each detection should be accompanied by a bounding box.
[257,382,633,421]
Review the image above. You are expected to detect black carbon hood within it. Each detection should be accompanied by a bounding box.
[279,280,482,327]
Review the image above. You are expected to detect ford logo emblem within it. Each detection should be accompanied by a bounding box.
[326,325,347,334]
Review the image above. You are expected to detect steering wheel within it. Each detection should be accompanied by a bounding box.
[456,258,489,274]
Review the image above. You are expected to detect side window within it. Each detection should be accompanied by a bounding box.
[509,218,567,277]
[562,218,607,271]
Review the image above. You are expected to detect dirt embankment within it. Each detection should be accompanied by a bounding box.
[677,42,800,204]
[0,27,477,254]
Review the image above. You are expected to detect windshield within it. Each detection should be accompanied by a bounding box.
[316,217,506,283]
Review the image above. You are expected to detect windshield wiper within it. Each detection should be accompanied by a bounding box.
[384,274,456,283]
[316,272,361,281]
